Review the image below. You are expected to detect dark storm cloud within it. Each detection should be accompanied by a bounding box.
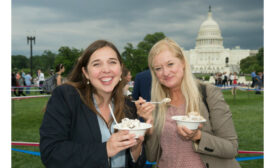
[12,0,263,56]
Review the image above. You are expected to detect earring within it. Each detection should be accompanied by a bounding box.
[119,78,122,81]
[87,80,90,85]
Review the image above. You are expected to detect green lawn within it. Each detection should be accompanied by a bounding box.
[223,89,263,168]
[11,89,263,168]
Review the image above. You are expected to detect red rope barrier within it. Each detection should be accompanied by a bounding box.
[12,95,51,100]
[12,141,39,147]
[238,150,264,154]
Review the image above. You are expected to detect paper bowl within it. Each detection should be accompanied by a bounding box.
[171,115,206,130]
[113,123,152,138]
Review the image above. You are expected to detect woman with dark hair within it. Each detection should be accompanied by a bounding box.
[122,66,133,97]
[55,63,65,86]
[40,40,146,168]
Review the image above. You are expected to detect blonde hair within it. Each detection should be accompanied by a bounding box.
[148,37,201,137]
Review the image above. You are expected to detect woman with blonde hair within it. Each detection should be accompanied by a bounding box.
[135,38,240,168]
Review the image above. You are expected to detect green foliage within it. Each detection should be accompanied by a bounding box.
[54,47,83,76]
[12,55,29,70]
[12,47,83,77]
[32,51,57,76]
[40,50,56,72]
[256,48,264,69]
[138,32,166,53]
[12,51,56,77]
[121,32,166,77]
[240,47,263,73]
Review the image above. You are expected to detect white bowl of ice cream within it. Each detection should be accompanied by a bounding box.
[172,112,206,130]
[113,118,152,138]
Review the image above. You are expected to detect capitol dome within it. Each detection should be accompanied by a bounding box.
[195,6,224,50]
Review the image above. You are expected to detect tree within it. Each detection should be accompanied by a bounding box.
[240,47,264,74]
[256,47,264,71]
[12,51,57,77]
[121,43,136,70]
[32,50,57,76]
[41,50,56,72]
[12,55,29,70]
[54,46,83,75]
[121,32,166,77]
[138,32,166,53]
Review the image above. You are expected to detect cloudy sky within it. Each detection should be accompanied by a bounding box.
[11,0,263,56]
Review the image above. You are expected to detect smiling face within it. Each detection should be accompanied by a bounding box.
[152,47,185,90]
[82,46,122,96]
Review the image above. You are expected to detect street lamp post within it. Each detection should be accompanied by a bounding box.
[27,36,35,78]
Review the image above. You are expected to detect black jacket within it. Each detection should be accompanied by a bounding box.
[132,69,152,101]
[40,84,146,168]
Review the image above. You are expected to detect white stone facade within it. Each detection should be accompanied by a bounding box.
[184,7,257,74]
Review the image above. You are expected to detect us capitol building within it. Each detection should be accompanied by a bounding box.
[184,6,258,74]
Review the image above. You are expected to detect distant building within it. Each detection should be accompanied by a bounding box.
[184,6,258,74]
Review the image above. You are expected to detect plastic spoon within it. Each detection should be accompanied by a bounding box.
[132,98,171,104]
[109,104,120,128]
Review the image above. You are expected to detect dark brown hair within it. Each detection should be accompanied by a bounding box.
[121,65,130,86]
[66,40,125,125]
[55,64,64,73]
[122,66,129,78]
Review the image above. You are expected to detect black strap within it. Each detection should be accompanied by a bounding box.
[200,84,210,113]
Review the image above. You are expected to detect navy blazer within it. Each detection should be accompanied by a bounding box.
[40,84,146,168]
[132,70,152,101]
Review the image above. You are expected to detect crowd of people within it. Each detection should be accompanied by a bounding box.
[11,64,65,96]
[213,71,264,89]
[12,70,31,96]
[213,72,238,87]
[212,70,263,95]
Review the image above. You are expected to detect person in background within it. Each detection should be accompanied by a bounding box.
[228,73,232,86]
[132,69,152,102]
[135,38,240,168]
[251,70,256,88]
[231,72,238,96]
[222,72,228,87]
[12,72,18,96]
[24,72,32,95]
[37,69,45,94]
[255,72,263,94]
[21,70,26,86]
[55,64,65,86]
[40,40,146,168]
[122,66,132,97]
[17,73,26,96]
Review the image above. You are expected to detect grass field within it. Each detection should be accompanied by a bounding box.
[11,88,263,168]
